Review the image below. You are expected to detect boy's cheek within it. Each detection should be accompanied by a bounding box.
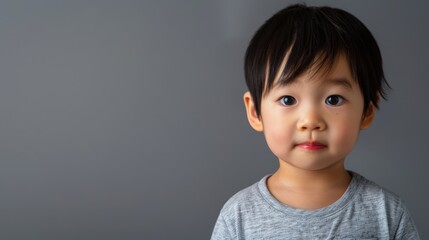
[330,126,360,153]
[264,128,293,153]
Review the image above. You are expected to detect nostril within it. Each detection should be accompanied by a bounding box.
[297,118,325,131]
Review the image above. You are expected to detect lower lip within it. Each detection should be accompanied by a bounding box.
[297,144,326,151]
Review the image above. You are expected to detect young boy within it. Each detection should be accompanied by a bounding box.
[211,4,420,239]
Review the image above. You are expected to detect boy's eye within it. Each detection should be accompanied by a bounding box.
[325,95,345,106]
[280,96,296,106]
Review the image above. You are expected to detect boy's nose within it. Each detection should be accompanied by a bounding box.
[296,109,326,131]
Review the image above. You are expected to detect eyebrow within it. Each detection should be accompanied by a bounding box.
[326,78,353,90]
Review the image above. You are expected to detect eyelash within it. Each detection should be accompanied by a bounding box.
[278,95,345,106]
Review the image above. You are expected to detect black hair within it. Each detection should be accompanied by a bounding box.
[244,4,389,116]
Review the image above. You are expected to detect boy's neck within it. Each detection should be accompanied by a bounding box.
[267,159,352,210]
[272,160,351,191]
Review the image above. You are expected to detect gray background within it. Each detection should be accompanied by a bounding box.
[0,0,427,239]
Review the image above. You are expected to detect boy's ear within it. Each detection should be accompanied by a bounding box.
[360,103,376,129]
[243,92,264,132]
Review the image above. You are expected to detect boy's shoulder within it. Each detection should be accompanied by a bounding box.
[352,172,401,199]
[219,175,269,217]
[351,172,407,213]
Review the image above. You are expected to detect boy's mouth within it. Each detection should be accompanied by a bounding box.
[296,142,326,151]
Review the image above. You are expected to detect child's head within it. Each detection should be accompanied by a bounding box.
[244,4,389,118]
[242,4,390,170]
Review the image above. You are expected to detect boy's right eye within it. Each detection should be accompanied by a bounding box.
[279,96,296,106]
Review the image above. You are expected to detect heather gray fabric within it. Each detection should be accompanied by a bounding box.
[211,172,420,239]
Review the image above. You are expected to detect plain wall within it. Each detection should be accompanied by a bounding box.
[0,0,427,239]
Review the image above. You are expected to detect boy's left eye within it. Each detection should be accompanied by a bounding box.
[325,95,345,106]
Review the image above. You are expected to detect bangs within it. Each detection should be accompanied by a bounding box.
[262,7,350,93]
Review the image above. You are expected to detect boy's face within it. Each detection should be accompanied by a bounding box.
[244,54,375,171]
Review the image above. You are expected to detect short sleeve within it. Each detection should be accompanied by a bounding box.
[394,205,420,240]
[211,214,233,240]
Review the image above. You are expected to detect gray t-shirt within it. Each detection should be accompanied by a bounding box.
[211,172,419,239]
